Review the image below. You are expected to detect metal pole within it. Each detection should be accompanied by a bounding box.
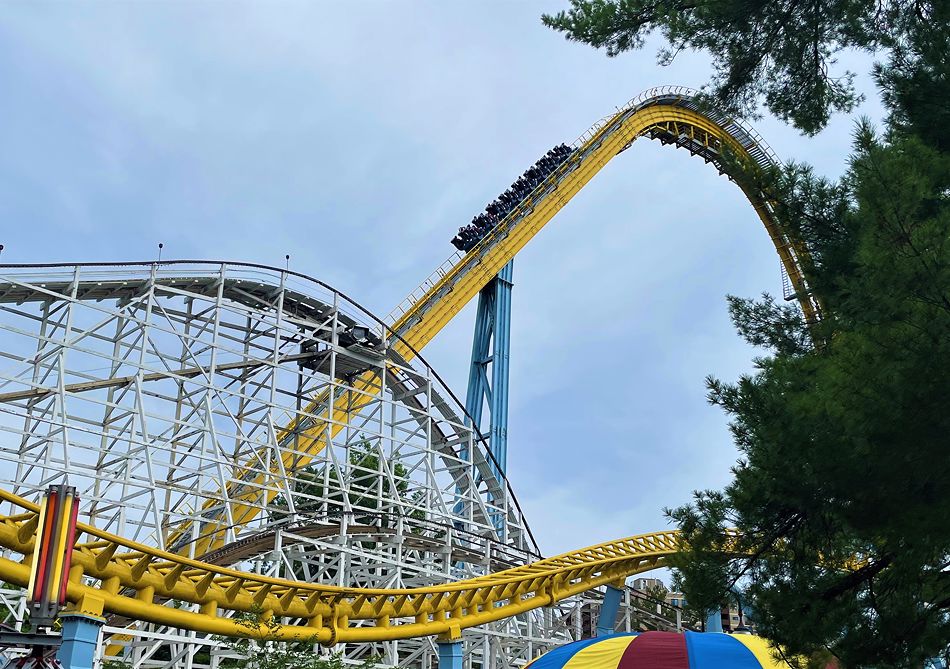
[596,585,623,637]
[705,609,723,633]
[463,260,514,478]
[488,261,513,477]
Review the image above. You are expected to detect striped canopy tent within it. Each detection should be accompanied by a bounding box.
[527,632,791,669]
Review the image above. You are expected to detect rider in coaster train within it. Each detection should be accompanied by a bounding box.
[451,144,576,252]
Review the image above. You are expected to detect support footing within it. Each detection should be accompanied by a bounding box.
[596,584,624,637]
[437,639,463,669]
[56,614,104,669]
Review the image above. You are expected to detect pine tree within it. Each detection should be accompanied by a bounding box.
[669,127,950,666]
[542,0,945,136]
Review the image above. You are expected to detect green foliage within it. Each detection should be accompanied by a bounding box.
[875,3,950,153]
[272,438,425,527]
[101,661,133,669]
[642,581,669,603]
[668,122,950,666]
[541,0,942,134]
[668,114,950,668]
[215,606,380,669]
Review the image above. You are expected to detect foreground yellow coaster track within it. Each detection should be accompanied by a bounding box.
[0,487,696,643]
[0,87,814,644]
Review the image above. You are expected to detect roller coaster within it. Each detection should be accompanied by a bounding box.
[0,87,815,668]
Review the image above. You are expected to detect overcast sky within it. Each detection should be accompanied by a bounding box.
[0,3,884,561]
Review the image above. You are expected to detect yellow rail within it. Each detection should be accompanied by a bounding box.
[0,488,700,643]
[182,89,821,557]
[391,104,818,351]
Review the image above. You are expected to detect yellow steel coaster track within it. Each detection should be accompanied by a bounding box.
[184,86,823,557]
[0,488,704,643]
[387,87,821,351]
[0,87,813,642]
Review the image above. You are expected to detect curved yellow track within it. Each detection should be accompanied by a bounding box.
[0,88,811,643]
[389,98,821,355]
[0,488,707,643]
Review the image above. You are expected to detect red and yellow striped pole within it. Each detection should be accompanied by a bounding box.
[26,484,79,628]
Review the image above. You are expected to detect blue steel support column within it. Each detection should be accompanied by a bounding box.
[460,261,513,536]
[463,284,494,435]
[488,261,513,477]
[705,609,724,633]
[456,278,495,524]
[57,613,104,669]
[438,639,463,669]
[596,585,624,637]
[463,260,513,478]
